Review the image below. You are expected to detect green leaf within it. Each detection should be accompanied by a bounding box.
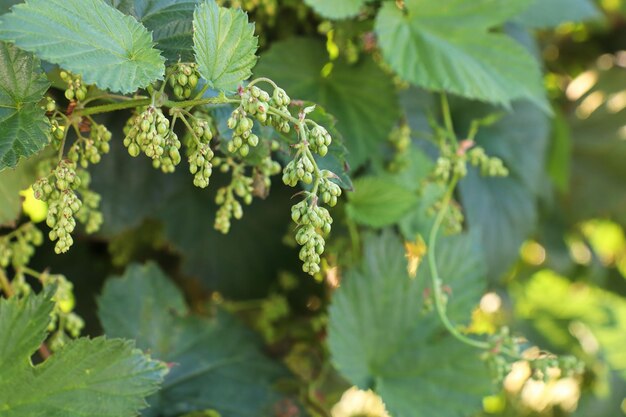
[98,262,294,417]
[0,0,165,93]
[255,38,400,168]
[374,1,548,111]
[514,0,600,28]
[303,0,366,19]
[0,152,41,226]
[328,231,490,417]
[346,176,418,228]
[106,0,199,62]
[456,100,550,281]
[90,136,300,298]
[0,289,167,417]
[193,0,258,92]
[0,287,53,374]
[0,42,49,171]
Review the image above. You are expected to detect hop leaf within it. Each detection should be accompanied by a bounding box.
[193,0,258,92]
[0,41,49,171]
[0,0,165,93]
[0,288,167,417]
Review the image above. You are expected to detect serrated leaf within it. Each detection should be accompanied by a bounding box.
[304,0,366,19]
[193,0,258,92]
[0,289,166,417]
[255,37,400,167]
[106,0,199,62]
[0,287,53,374]
[0,42,49,171]
[515,0,600,28]
[375,1,548,111]
[0,0,165,93]
[98,262,294,417]
[328,231,490,417]
[347,177,418,228]
[456,100,550,281]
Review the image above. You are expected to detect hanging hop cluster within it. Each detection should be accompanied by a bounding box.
[0,223,43,269]
[60,71,88,101]
[32,160,82,254]
[213,159,254,234]
[308,125,332,157]
[168,63,199,99]
[291,199,333,275]
[227,108,258,157]
[40,272,85,351]
[467,147,508,177]
[386,123,411,172]
[185,115,215,188]
[68,123,112,168]
[266,87,291,133]
[123,106,182,173]
[73,170,103,234]
[318,171,342,207]
[283,148,316,186]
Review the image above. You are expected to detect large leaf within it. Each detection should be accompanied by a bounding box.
[0,289,167,417]
[303,0,366,19]
[98,262,294,417]
[0,0,165,93]
[374,1,548,111]
[0,42,49,170]
[254,37,400,168]
[193,0,258,92]
[328,231,490,417]
[106,0,199,62]
[457,100,550,281]
[346,176,418,228]
[514,0,600,28]
[90,128,300,298]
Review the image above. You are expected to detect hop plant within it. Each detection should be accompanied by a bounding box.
[0,223,43,269]
[308,124,332,157]
[73,170,103,234]
[60,70,88,101]
[226,108,258,157]
[291,199,332,275]
[32,160,103,253]
[282,153,316,187]
[167,63,200,100]
[124,106,182,173]
[214,159,254,234]
[468,147,508,177]
[318,171,342,207]
[185,114,215,188]
[267,87,291,133]
[241,85,270,124]
[67,122,112,168]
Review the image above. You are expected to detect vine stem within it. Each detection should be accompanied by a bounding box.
[0,269,14,297]
[426,174,490,350]
[440,93,458,145]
